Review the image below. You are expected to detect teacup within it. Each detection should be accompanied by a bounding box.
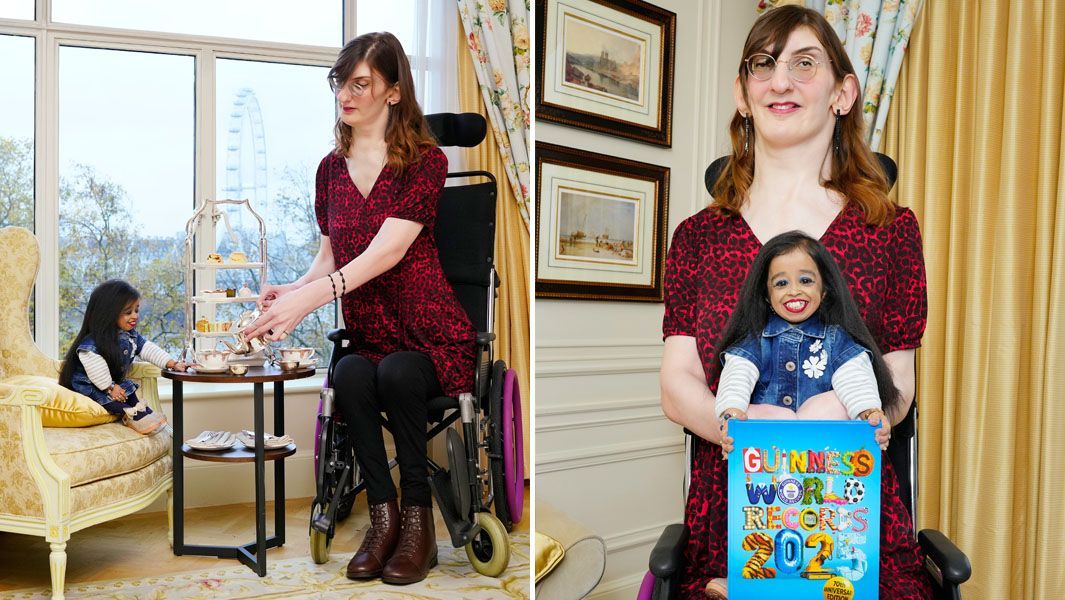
[280,347,316,363]
[278,359,299,371]
[195,350,227,371]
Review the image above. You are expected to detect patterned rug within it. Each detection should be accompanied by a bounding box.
[4,533,529,599]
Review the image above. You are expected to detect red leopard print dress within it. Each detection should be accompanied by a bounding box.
[315,146,476,397]
[663,205,933,599]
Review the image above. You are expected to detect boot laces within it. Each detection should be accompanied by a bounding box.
[359,503,390,550]
[394,508,424,558]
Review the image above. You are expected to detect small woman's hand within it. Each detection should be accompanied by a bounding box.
[861,408,891,450]
[719,409,748,458]
[257,282,299,311]
[108,384,126,401]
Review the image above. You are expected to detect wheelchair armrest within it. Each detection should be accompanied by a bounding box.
[477,332,496,345]
[918,529,972,586]
[649,523,689,578]
[326,328,355,343]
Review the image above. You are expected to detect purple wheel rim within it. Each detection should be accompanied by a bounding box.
[313,377,329,471]
[636,571,655,600]
[502,368,524,522]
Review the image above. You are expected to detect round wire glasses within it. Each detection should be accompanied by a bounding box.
[745,53,831,83]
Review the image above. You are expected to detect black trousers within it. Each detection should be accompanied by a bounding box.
[331,351,441,508]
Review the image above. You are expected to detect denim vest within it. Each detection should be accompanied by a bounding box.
[70,330,145,405]
[723,313,868,411]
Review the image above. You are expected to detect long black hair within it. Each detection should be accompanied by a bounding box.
[59,279,141,387]
[711,231,900,413]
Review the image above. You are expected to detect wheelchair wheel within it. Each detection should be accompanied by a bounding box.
[465,511,510,577]
[309,503,331,564]
[486,361,512,531]
[500,368,525,524]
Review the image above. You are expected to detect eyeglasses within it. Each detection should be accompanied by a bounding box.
[745,53,830,83]
[329,77,371,97]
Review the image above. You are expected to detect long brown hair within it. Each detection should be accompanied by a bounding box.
[712,6,895,226]
[329,32,436,174]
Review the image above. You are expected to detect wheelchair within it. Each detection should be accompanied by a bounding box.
[307,112,525,577]
[639,155,972,600]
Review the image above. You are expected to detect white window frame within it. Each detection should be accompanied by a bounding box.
[0,0,365,358]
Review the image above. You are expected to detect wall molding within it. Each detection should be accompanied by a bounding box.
[536,356,661,378]
[537,436,683,474]
[537,338,664,350]
[589,572,649,600]
[537,396,660,418]
[537,406,666,434]
[603,520,674,554]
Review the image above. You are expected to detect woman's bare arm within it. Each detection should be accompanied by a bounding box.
[661,335,723,444]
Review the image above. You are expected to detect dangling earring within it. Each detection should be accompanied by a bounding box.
[743,114,751,155]
[833,108,842,155]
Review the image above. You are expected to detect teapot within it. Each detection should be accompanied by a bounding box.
[223,310,270,355]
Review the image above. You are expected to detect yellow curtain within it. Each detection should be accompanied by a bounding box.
[883,2,1065,599]
[457,28,531,474]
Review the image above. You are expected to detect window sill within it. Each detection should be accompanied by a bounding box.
[158,371,326,402]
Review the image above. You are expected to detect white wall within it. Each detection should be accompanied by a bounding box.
[534,2,758,598]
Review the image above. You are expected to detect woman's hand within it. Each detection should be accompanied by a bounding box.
[166,359,188,372]
[719,409,748,458]
[860,408,891,450]
[108,384,126,401]
[257,282,300,311]
[243,282,324,342]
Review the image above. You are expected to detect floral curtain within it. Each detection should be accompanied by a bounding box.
[758,0,924,150]
[456,0,531,227]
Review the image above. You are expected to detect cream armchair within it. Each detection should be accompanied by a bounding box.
[0,226,173,600]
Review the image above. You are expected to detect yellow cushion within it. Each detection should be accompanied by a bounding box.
[3,375,118,427]
[534,531,566,583]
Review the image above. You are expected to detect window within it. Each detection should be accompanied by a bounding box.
[58,46,195,354]
[0,34,35,331]
[0,1,33,20]
[3,0,456,360]
[357,2,417,50]
[0,34,34,231]
[52,0,341,47]
[215,58,336,359]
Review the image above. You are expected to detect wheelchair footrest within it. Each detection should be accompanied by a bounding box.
[430,470,481,548]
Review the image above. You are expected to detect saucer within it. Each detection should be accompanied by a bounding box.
[185,430,237,451]
[236,430,294,450]
[190,364,228,374]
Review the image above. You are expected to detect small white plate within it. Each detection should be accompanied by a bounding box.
[190,364,228,374]
[236,430,294,450]
[185,430,237,451]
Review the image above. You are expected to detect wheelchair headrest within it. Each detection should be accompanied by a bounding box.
[426,112,488,148]
[703,152,899,198]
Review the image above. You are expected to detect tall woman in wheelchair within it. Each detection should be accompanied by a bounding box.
[659,6,932,599]
[242,32,476,585]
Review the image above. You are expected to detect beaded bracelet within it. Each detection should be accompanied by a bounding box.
[328,272,339,300]
[335,270,347,296]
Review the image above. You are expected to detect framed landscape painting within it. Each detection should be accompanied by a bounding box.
[536,0,676,146]
[535,142,669,301]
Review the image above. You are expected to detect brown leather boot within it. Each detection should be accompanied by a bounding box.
[381,504,438,584]
[345,498,399,579]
